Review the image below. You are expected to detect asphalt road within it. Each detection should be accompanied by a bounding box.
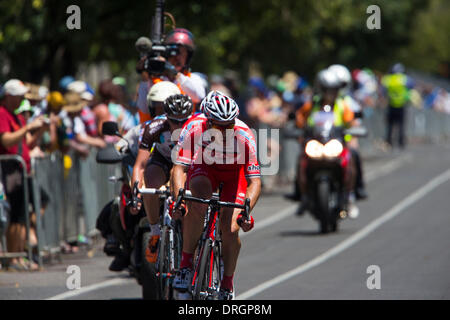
[1,142,450,300]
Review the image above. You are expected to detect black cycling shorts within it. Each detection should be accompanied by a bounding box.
[146,149,173,182]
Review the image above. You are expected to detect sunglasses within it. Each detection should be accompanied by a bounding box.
[209,120,235,130]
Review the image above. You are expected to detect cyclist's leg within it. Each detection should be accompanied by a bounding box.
[182,175,213,260]
[174,170,214,293]
[219,206,241,292]
[143,163,167,226]
[217,167,247,293]
[143,156,170,263]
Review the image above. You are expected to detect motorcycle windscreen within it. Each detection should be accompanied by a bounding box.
[311,111,335,135]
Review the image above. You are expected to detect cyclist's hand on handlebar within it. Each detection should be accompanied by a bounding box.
[169,199,186,220]
[129,193,142,215]
[237,213,254,232]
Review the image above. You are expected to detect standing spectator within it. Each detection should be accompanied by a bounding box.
[0,79,48,271]
[46,91,70,153]
[93,80,115,139]
[381,63,414,148]
[60,92,106,153]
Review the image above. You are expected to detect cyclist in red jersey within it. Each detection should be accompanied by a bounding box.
[171,90,262,300]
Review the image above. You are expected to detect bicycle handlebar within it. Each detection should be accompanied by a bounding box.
[174,188,251,225]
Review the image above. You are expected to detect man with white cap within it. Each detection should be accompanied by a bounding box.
[0,79,48,271]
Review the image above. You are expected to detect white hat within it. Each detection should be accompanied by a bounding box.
[147,81,181,107]
[67,80,87,94]
[3,79,29,96]
[81,91,94,101]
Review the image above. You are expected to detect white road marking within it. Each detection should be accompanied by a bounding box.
[241,153,412,238]
[236,168,450,300]
[46,278,134,300]
[240,204,297,239]
[46,153,411,300]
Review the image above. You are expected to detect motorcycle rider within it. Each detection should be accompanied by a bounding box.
[328,64,368,200]
[131,94,194,265]
[295,69,359,218]
[136,28,205,122]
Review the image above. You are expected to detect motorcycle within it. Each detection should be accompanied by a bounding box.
[298,108,367,233]
[96,121,158,299]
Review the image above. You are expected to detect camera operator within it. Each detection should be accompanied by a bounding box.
[135,28,205,123]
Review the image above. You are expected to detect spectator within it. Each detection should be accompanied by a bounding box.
[60,91,106,154]
[0,79,48,271]
[381,63,414,148]
[46,91,70,153]
[93,80,116,139]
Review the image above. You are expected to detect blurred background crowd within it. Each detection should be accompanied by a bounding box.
[2,65,450,167]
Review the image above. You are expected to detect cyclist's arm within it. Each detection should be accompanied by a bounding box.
[245,177,261,212]
[132,122,154,188]
[171,163,188,199]
[132,148,151,188]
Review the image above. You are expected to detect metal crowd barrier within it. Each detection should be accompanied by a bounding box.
[27,150,120,267]
[0,155,33,266]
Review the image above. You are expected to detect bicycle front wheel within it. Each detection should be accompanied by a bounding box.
[192,240,222,300]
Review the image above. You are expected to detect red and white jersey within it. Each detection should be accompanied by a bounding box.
[175,114,260,178]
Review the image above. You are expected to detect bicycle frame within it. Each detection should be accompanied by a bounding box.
[174,185,250,300]
[139,186,183,300]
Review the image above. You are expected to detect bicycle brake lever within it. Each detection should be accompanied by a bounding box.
[131,181,142,208]
[174,188,185,212]
[237,198,251,227]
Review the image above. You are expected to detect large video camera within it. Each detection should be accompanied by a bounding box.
[135,0,177,77]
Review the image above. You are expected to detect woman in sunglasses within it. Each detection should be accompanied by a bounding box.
[131,94,194,264]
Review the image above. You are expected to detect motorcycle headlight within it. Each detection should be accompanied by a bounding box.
[323,139,343,158]
[305,140,324,158]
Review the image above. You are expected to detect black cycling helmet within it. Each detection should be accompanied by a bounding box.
[164,94,193,120]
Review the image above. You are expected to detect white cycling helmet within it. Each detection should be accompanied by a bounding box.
[147,81,181,107]
[328,64,352,90]
[201,90,239,122]
[315,69,342,93]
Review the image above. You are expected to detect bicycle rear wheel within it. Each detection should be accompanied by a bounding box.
[166,222,182,300]
[158,226,170,300]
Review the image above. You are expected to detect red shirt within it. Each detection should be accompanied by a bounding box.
[0,106,31,173]
[175,114,261,178]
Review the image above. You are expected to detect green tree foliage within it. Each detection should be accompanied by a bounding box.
[400,0,450,76]
[1,0,446,87]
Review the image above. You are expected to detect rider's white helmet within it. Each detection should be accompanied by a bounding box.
[316,69,342,92]
[328,64,352,90]
[201,90,239,122]
[147,81,181,107]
